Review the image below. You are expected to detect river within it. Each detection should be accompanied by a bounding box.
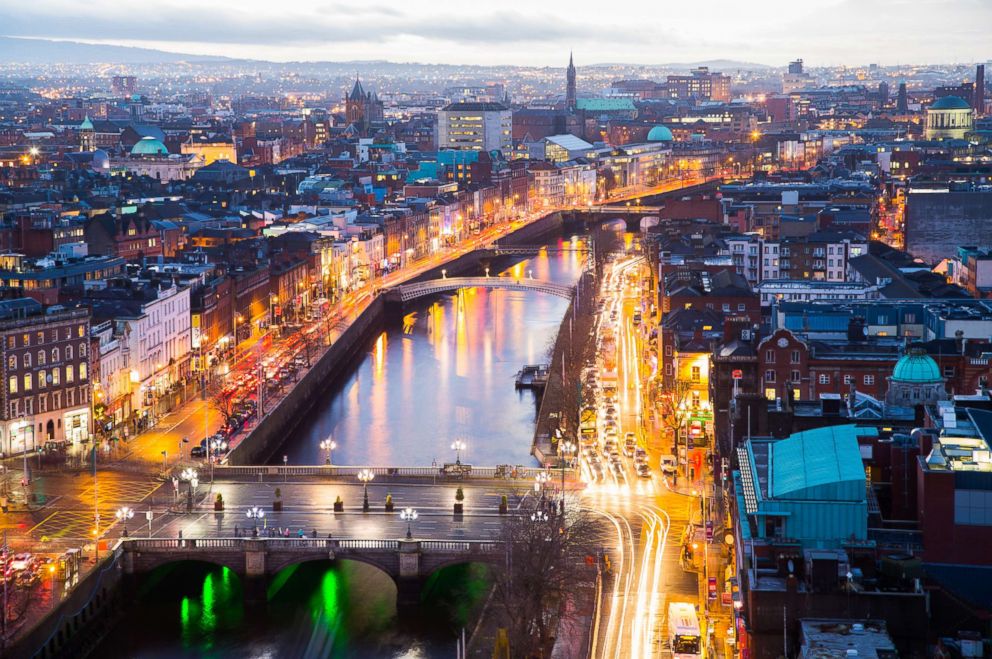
[92,235,588,658]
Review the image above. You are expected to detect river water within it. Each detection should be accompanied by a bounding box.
[93,236,588,658]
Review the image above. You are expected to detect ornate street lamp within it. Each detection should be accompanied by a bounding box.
[400,507,418,540]
[358,469,374,511]
[451,440,466,465]
[319,438,337,466]
[246,506,264,537]
[116,506,134,537]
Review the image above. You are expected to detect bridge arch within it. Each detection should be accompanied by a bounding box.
[266,552,399,584]
[387,276,575,305]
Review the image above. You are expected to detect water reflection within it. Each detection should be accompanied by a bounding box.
[283,246,584,467]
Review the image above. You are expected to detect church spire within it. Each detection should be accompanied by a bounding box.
[566,51,577,112]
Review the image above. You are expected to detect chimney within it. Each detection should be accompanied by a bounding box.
[976,64,986,116]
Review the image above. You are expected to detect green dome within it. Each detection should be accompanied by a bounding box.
[647,125,674,142]
[929,96,971,111]
[130,136,168,156]
[892,350,941,383]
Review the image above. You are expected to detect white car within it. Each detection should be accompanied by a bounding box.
[659,455,677,475]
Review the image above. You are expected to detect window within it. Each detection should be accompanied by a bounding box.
[665,364,673,376]
[23,374,31,391]
[664,345,672,356]
[843,375,853,385]
[722,303,730,312]
[819,374,830,385]
[21,334,28,347]
[791,350,800,364]
[864,375,875,386]
[944,367,955,378]
[877,315,888,325]
[51,368,59,385]
[79,363,87,381]
[793,388,802,401]
[36,331,43,344]
[24,397,32,415]
[765,388,776,400]
[691,366,701,382]
[39,395,47,413]
[80,343,87,357]
[765,369,776,383]
[37,350,45,365]
[9,401,17,418]
[77,325,85,338]
[904,313,916,323]
[67,389,74,407]
[38,370,46,388]
[23,353,30,368]
[6,337,13,349]
[8,375,16,394]
[53,391,60,409]
[65,365,73,384]
[765,350,776,363]
[7,355,15,370]
[791,370,801,382]
[738,303,746,312]
[66,345,73,360]
[51,348,59,362]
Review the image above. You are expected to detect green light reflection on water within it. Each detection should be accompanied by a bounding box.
[179,566,239,651]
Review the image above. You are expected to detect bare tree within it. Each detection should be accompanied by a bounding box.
[657,377,695,451]
[490,499,604,657]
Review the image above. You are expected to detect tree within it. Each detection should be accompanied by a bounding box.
[657,377,695,451]
[490,498,603,657]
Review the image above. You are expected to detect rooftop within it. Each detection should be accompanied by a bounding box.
[799,619,897,659]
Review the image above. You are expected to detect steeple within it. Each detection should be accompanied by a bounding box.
[349,74,365,101]
[566,51,577,112]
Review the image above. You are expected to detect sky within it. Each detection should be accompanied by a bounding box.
[0,0,989,67]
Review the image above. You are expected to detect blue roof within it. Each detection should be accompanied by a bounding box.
[647,125,674,142]
[929,95,971,111]
[130,136,168,156]
[575,98,635,112]
[892,350,941,383]
[770,424,870,501]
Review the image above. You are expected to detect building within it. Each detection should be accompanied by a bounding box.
[924,95,975,140]
[345,77,384,134]
[565,52,577,111]
[113,136,204,182]
[0,250,127,305]
[181,136,237,166]
[885,347,947,407]
[111,75,137,96]
[905,188,992,265]
[0,301,92,453]
[437,102,512,154]
[755,279,880,306]
[666,67,732,102]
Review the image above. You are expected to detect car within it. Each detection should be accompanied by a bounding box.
[623,434,637,456]
[190,444,207,458]
[659,455,677,475]
[636,463,652,479]
[634,447,648,462]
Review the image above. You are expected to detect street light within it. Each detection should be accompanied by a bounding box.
[319,438,337,465]
[531,510,549,523]
[246,506,264,537]
[534,471,551,498]
[559,440,576,511]
[358,469,374,512]
[116,506,134,536]
[181,468,198,513]
[451,440,466,465]
[400,507,418,540]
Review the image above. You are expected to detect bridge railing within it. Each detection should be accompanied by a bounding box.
[212,464,576,482]
[121,537,502,554]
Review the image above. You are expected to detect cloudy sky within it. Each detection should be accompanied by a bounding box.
[0,0,988,66]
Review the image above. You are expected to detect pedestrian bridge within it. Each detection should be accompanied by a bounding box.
[119,537,503,606]
[386,276,575,304]
[484,242,590,256]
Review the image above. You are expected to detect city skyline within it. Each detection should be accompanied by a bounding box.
[0,0,989,67]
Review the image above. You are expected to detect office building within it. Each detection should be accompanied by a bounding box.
[437,101,512,154]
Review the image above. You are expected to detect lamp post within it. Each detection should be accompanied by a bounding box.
[451,440,466,465]
[319,438,336,466]
[246,506,264,537]
[181,468,198,513]
[530,510,549,523]
[358,469,374,512]
[400,507,418,540]
[115,506,134,537]
[559,440,576,512]
[534,471,551,499]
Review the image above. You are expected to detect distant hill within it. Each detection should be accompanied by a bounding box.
[0,36,230,64]
[590,59,773,71]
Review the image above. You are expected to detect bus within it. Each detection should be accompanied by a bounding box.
[667,601,702,658]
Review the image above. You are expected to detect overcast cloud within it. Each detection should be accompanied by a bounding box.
[0,0,988,65]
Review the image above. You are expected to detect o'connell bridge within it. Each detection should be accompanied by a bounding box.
[385,275,575,304]
[120,537,503,606]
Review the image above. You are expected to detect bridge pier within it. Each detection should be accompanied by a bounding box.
[243,574,269,607]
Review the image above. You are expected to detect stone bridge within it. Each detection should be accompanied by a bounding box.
[385,276,575,304]
[120,537,503,607]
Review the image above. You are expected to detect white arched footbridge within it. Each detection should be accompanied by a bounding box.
[387,276,575,303]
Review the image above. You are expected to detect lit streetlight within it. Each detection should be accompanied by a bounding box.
[531,510,549,523]
[451,439,466,465]
[181,468,199,513]
[246,506,264,537]
[319,438,337,465]
[400,507,418,539]
[358,469,374,512]
[115,506,134,537]
[559,440,576,512]
[534,471,551,498]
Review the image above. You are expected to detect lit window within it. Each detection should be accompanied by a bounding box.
[80,363,87,381]
[65,365,73,383]
[8,375,16,393]
[23,374,31,391]
[38,370,46,388]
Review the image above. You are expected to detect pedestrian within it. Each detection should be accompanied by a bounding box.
[234,524,239,537]
[298,528,304,538]
[284,527,290,538]
[312,528,317,538]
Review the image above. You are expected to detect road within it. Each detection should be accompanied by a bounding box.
[582,252,706,658]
